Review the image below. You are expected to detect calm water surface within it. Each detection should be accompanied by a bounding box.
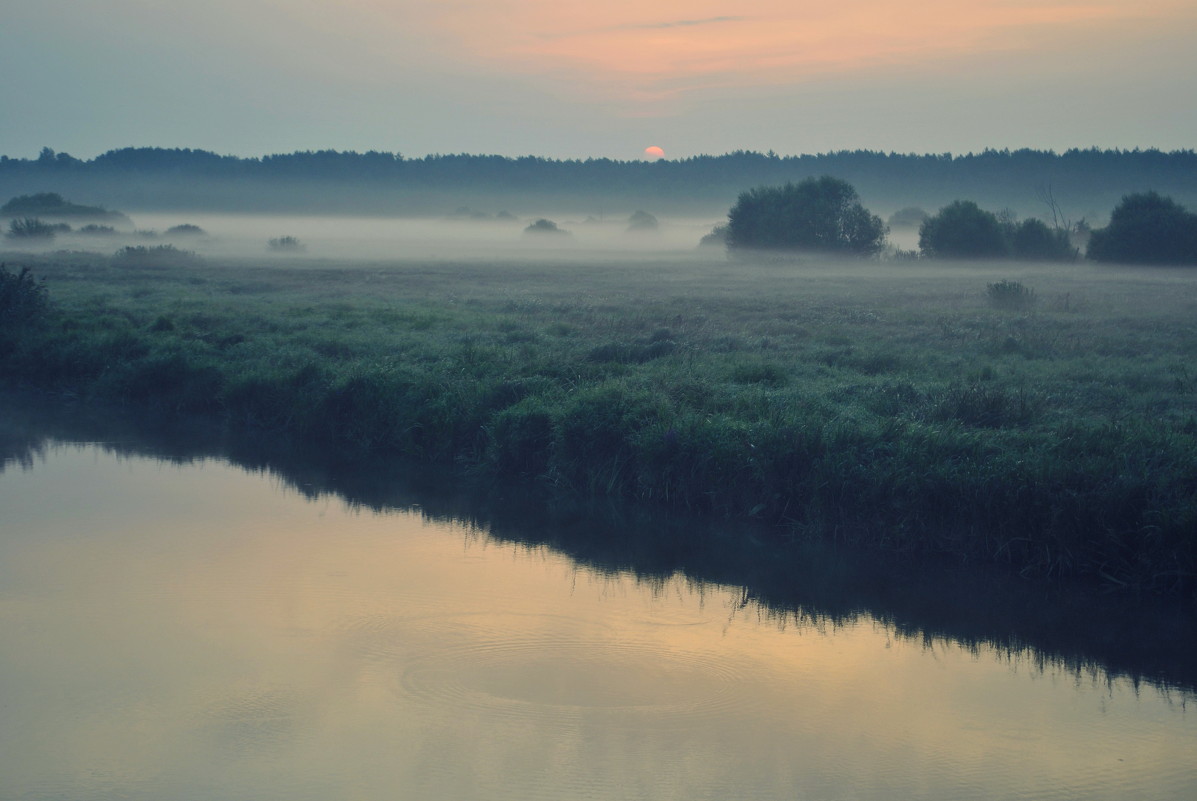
[1,441,1193,801]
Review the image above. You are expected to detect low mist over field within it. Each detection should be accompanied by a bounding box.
[0,210,731,262]
[118,211,722,260]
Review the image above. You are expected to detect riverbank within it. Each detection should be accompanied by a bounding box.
[3,251,1195,597]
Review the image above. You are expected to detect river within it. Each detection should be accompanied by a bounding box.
[1,394,1193,801]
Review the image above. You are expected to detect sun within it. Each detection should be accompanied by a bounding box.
[643,145,665,160]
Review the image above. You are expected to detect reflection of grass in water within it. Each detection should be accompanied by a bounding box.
[3,252,1196,596]
[4,388,1193,695]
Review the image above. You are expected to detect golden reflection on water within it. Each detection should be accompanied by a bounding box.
[0,445,1193,801]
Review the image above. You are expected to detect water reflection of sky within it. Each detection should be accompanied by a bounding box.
[0,445,1193,801]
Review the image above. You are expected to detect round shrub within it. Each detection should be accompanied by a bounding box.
[727,176,887,256]
[919,201,1008,258]
[1087,192,1197,265]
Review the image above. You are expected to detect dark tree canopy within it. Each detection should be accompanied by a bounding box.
[919,201,1075,260]
[1009,218,1075,261]
[919,201,1010,258]
[727,176,887,256]
[1087,192,1197,265]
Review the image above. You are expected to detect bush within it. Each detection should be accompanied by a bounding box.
[727,176,887,256]
[919,201,1009,258]
[165,224,206,236]
[268,236,306,253]
[986,280,1036,310]
[523,219,569,237]
[627,210,659,232]
[0,264,49,331]
[5,218,59,241]
[1087,192,1197,265]
[112,245,202,268]
[1010,218,1075,261]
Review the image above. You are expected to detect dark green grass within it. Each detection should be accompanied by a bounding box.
[3,251,1195,596]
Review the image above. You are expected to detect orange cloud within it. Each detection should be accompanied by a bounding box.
[322,1,1196,104]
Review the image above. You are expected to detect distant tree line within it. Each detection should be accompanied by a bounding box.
[3,146,1197,217]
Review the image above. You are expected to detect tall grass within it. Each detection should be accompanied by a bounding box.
[2,252,1194,597]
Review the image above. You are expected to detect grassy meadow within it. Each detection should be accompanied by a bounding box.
[3,250,1195,597]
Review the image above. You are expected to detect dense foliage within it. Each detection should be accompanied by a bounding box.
[919,201,1074,260]
[727,177,887,255]
[3,254,1193,599]
[1009,218,1076,261]
[0,264,48,325]
[919,201,1008,258]
[1087,192,1197,265]
[0,265,49,355]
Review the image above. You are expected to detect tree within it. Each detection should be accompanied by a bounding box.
[919,201,1075,261]
[918,201,1009,258]
[523,218,569,236]
[699,223,728,249]
[1009,218,1075,261]
[5,218,59,241]
[726,176,887,256]
[627,210,658,232]
[1087,192,1197,265]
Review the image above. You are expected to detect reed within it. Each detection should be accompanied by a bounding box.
[2,252,1194,596]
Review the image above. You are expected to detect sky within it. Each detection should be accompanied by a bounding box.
[3,1,1195,160]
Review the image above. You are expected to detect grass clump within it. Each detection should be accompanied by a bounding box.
[112,245,203,269]
[987,280,1036,310]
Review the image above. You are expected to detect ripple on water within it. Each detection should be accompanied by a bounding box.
[197,686,302,755]
[339,610,762,730]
